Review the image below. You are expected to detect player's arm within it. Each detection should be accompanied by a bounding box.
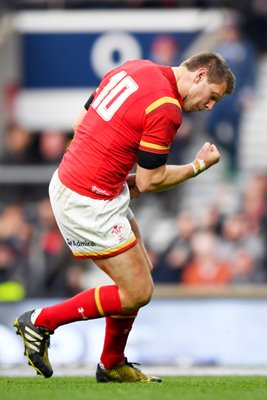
[72,92,95,133]
[72,109,87,134]
[126,173,140,199]
[135,142,220,193]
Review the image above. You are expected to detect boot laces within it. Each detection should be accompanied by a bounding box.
[124,358,141,372]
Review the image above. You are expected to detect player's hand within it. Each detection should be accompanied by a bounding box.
[195,142,220,169]
[126,173,140,199]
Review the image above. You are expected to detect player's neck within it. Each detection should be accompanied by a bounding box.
[171,66,188,99]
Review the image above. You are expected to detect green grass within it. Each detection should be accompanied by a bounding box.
[1,376,267,400]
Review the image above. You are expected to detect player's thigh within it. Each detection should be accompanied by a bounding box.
[95,242,154,310]
[129,215,153,273]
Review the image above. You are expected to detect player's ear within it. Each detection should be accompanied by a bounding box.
[195,68,207,83]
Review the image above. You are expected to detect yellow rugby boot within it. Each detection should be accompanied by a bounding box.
[96,358,162,383]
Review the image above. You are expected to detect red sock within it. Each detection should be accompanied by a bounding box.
[34,285,122,331]
[100,311,138,369]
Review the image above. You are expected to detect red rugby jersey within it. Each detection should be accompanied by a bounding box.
[58,60,182,199]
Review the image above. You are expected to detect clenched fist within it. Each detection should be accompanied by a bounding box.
[192,142,220,175]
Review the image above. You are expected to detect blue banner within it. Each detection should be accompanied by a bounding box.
[22,31,199,88]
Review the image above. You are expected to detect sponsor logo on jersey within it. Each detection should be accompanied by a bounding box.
[91,185,110,196]
[67,238,96,247]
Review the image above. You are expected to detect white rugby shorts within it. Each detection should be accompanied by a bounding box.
[49,170,137,259]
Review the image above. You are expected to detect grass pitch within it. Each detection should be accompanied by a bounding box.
[1,376,267,400]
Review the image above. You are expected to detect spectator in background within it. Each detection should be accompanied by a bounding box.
[220,212,266,283]
[63,262,89,297]
[244,0,267,53]
[197,204,223,235]
[38,130,68,165]
[32,130,69,199]
[0,123,36,165]
[181,230,232,285]
[0,239,26,301]
[0,205,31,297]
[0,204,31,259]
[242,174,267,234]
[36,197,66,296]
[204,15,257,176]
[28,198,88,297]
[149,34,180,67]
[153,211,195,283]
[0,124,39,204]
[230,248,259,284]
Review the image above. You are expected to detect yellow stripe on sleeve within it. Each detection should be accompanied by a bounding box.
[145,96,181,114]
[140,140,170,151]
[94,286,105,317]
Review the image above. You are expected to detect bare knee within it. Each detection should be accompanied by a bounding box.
[136,280,154,307]
[120,279,154,312]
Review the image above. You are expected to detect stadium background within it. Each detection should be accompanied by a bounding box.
[0,0,267,374]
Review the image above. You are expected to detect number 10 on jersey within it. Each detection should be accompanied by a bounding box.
[92,71,139,121]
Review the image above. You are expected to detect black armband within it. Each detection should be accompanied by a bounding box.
[84,93,94,110]
[137,149,168,169]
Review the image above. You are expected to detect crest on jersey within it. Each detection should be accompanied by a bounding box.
[111,224,124,241]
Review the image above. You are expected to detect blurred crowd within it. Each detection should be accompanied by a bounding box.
[0,126,89,301]
[141,173,267,286]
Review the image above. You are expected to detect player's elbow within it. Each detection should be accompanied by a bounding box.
[135,180,151,193]
[136,176,165,193]
[136,165,166,193]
